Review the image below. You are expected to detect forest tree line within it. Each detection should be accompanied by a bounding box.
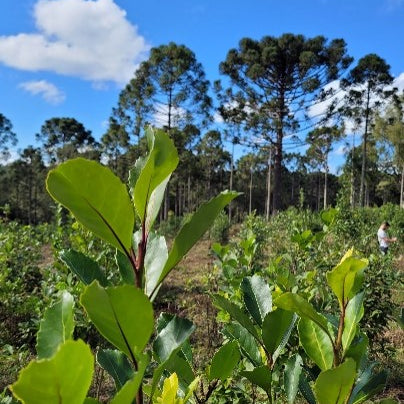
[0,33,403,224]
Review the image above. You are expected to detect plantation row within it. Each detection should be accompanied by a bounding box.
[0,129,403,403]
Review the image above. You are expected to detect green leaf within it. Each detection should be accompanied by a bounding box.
[298,318,334,371]
[209,341,240,381]
[213,294,260,341]
[11,340,93,404]
[158,373,179,404]
[299,372,316,404]
[284,354,303,404]
[273,314,297,362]
[156,191,240,288]
[223,322,262,366]
[36,291,74,359]
[46,158,135,254]
[344,333,368,369]
[134,128,178,222]
[80,282,153,359]
[163,354,195,389]
[83,399,101,404]
[97,349,134,391]
[342,292,364,353]
[60,249,109,287]
[110,353,149,404]
[153,316,195,363]
[349,366,387,404]
[241,275,272,326]
[326,252,368,308]
[275,293,331,338]
[240,366,272,393]
[262,309,295,357]
[143,232,168,299]
[314,358,356,404]
[116,250,135,285]
[145,175,170,234]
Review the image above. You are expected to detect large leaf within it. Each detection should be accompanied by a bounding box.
[115,250,135,285]
[46,158,134,253]
[298,317,334,371]
[285,354,303,404]
[143,232,168,299]
[36,291,74,359]
[153,316,195,363]
[145,175,170,234]
[134,128,178,222]
[262,309,295,357]
[110,353,149,404]
[80,282,153,359]
[344,333,368,369]
[163,353,195,389]
[240,366,272,393]
[326,251,368,308]
[273,314,297,363]
[342,292,364,353]
[275,293,332,339]
[11,340,93,404]
[223,322,262,366]
[314,358,356,404]
[299,372,316,404]
[97,349,134,391]
[156,191,240,288]
[209,341,240,381]
[241,275,272,326]
[60,249,109,287]
[213,294,260,341]
[349,363,387,404]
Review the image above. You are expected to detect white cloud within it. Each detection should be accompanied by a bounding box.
[0,0,149,84]
[392,72,404,93]
[19,80,66,104]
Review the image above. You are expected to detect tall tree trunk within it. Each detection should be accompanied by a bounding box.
[360,86,371,207]
[249,166,253,215]
[324,153,328,210]
[350,133,356,208]
[266,146,272,220]
[273,133,283,213]
[400,165,404,209]
[228,141,234,221]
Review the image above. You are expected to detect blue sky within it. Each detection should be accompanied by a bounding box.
[0,0,403,171]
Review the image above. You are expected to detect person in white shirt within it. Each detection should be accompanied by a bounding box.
[377,221,397,254]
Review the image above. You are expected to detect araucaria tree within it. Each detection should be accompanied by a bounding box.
[341,54,395,207]
[116,42,212,138]
[0,113,17,161]
[218,34,352,212]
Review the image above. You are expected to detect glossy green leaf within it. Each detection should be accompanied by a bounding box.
[298,318,334,371]
[153,316,195,363]
[60,249,109,287]
[145,175,170,234]
[36,291,74,359]
[326,252,368,308]
[275,293,331,338]
[46,158,134,253]
[156,191,240,288]
[143,232,168,299]
[262,309,295,357]
[80,282,153,359]
[273,314,297,362]
[344,333,368,369]
[349,368,387,404]
[223,322,262,366]
[241,275,272,326]
[209,341,240,381]
[342,292,364,353]
[285,354,303,404]
[134,128,178,222]
[115,250,135,285]
[97,349,134,391]
[164,353,195,388]
[11,340,93,404]
[213,294,260,341]
[298,372,316,404]
[110,353,149,404]
[314,358,356,404]
[240,366,272,393]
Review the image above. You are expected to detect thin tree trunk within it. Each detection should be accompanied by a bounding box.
[266,147,272,220]
[360,87,371,207]
[400,165,404,208]
[249,166,253,215]
[350,133,356,208]
[324,153,328,210]
[228,141,234,222]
